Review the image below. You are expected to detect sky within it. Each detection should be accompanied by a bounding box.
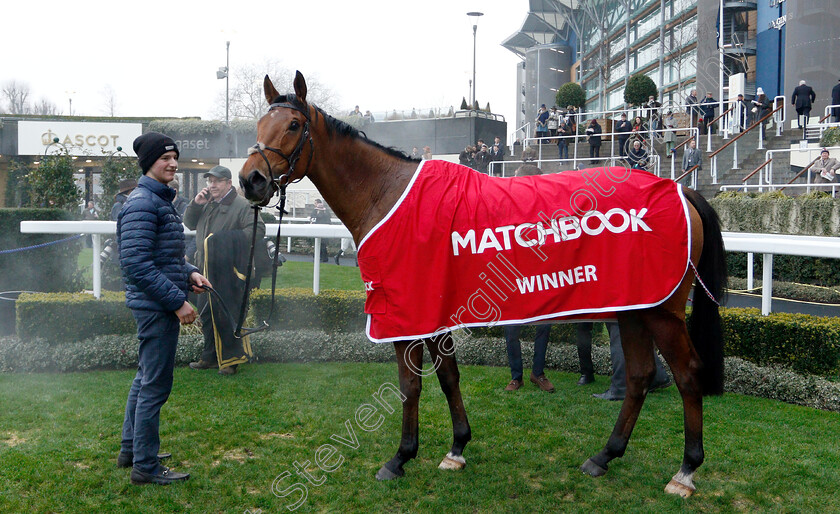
[1,0,528,125]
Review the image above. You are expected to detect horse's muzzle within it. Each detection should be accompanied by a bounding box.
[240,170,275,206]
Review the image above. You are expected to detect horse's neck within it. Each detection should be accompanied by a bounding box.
[307,138,417,244]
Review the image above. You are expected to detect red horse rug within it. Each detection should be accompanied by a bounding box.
[357,160,691,343]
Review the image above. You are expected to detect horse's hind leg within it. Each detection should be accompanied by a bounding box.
[582,311,658,477]
[641,308,705,497]
[426,333,471,471]
[376,339,424,480]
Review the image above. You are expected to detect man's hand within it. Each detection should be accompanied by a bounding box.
[190,272,212,293]
[175,301,197,325]
[194,187,211,205]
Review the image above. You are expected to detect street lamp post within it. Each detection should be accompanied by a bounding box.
[467,11,484,109]
[216,41,230,125]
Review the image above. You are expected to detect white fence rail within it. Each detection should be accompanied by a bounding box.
[19,221,352,297]
[18,222,840,315]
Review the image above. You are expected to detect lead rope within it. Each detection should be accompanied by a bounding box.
[234,184,287,338]
[689,260,720,306]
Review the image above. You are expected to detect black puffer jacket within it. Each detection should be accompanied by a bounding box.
[117,175,197,312]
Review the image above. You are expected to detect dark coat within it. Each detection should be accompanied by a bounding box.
[117,175,198,312]
[586,122,602,147]
[183,188,265,270]
[110,192,130,221]
[700,97,717,120]
[615,119,632,141]
[831,83,840,117]
[791,84,816,111]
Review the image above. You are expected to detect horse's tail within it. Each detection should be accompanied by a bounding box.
[683,188,727,396]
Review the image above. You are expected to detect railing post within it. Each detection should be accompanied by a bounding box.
[670,152,675,180]
[712,155,718,184]
[761,253,773,315]
[747,252,754,290]
[733,140,739,170]
[92,234,101,300]
[758,124,765,150]
[706,129,712,153]
[313,237,321,295]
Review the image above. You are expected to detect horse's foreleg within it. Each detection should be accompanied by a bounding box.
[426,333,471,471]
[643,309,705,497]
[376,339,423,481]
[582,313,657,477]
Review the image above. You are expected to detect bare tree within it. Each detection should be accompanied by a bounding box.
[2,80,32,114]
[32,98,61,115]
[667,12,698,100]
[214,60,339,120]
[100,85,118,117]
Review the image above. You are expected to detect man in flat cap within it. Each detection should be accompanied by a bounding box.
[183,165,265,376]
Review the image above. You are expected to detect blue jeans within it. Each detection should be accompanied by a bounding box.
[505,324,550,381]
[557,140,568,160]
[121,309,180,473]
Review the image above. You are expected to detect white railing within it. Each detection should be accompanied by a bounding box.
[488,155,661,178]
[752,146,840,191]
[723,232,840,315]
[516,126,699,181]
[19,221,352,298]
[509,122,531,153]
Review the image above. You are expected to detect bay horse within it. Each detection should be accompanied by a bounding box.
[239,72,727,497]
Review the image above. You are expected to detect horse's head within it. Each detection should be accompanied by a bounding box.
[240,71,314,205]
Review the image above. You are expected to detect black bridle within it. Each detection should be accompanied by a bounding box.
[247,100,315,192]
[232,100,316,338]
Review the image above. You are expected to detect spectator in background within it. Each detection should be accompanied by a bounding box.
[489,144,504,162]
[685,89,699,128]
[627,139,649,170]
[615,113,632,157]
[503,164,555,394]
[751,88,772,138]
[363,110,375,123]
[82,200,98,248]
[422,146,433,160]
[631,115,647,143]
[535,104,549,143]
[459,145,475,168]
[547,106,559,137]
[184,165,264,376]
[646,95,662,131]
[521,144,537,162]
[557,117,571,160]
[681,138,702,186]
[699,92,718,135]
[591,323,671,401]
[493,136,505,160]
[410,147,421,160]
[111,179,137,221]
[309,198,332,263]
[734,94,749,132]
[348,105,363,117]
[832,79,840,123]
[791,79,816,130]
[663,111,677,154]
[586,119,602,164]
[812,148,839,183]
[474,144,491,173]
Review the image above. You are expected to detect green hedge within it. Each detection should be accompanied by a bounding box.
[13,291,840,378]
[16,291,135,342]
[710,192,840,236]
[721,308,840,376]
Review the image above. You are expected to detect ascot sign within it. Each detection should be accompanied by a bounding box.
[17,121,143,156]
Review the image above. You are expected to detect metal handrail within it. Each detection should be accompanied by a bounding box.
[709,103,784,159]
[780,157,821,190]
[673,134,697,153]
[708,105,733,128]
[675,164,699,183]
[742,158,772,183]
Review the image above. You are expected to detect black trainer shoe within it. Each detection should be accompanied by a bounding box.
[130,466,190,485]
[576,374,595,386]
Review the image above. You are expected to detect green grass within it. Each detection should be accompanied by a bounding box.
[77,249,364,291]
[1,362,838,513]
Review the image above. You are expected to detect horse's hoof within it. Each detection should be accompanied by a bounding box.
[438,452,466,471]
[665,478,696,498]
[580,458,608,477]
[375,464,404,481]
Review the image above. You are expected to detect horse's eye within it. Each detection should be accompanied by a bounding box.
[289,120,300,131]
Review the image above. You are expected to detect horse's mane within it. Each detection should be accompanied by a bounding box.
[269,94,417,163]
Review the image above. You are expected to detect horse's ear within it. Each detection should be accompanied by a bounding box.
[293,71,307,103]
[264,75,280,105]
